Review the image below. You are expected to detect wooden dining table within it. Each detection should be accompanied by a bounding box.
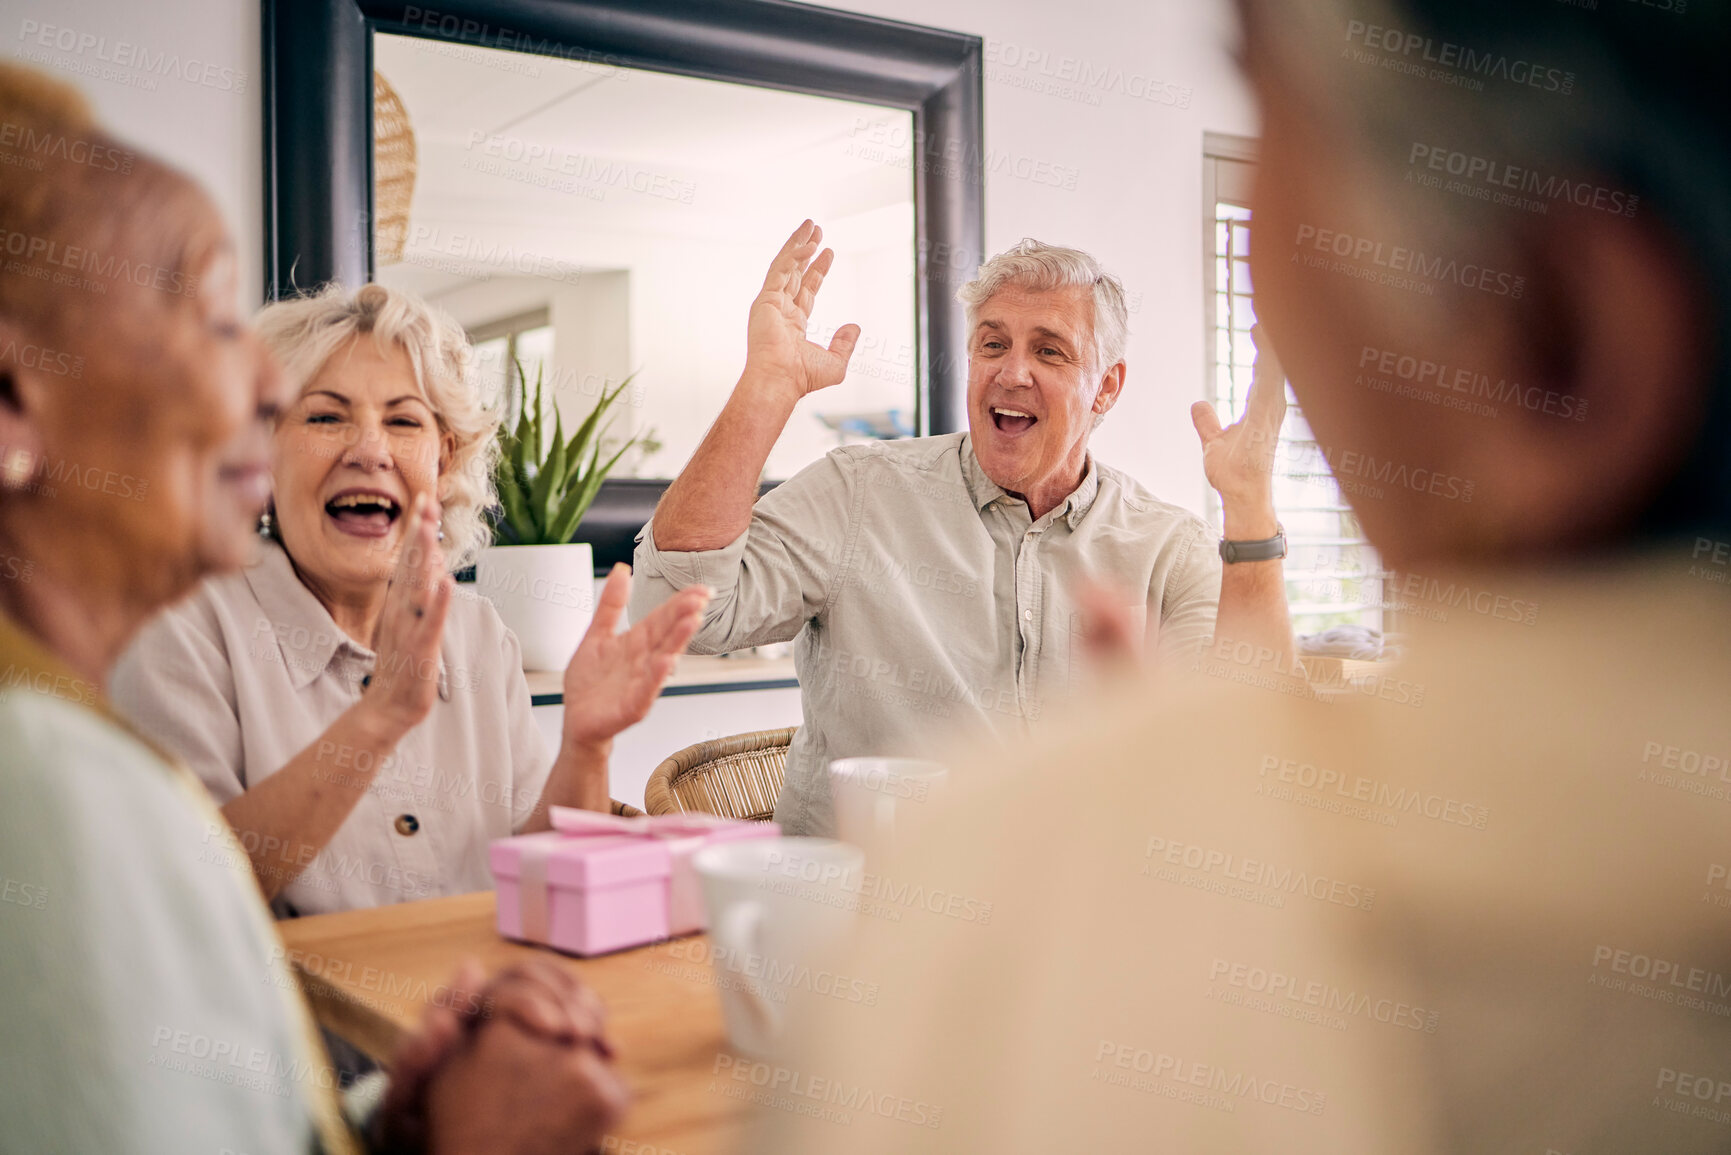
[279,890,750,1154]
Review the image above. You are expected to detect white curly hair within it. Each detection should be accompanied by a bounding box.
[254,282,501,571]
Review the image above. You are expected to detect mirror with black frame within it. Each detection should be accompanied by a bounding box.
[371,34,920,483]
[265,0,984,565]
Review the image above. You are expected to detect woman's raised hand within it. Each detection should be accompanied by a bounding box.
[560,565,709,751]
[744,219,861,403]
[365,492,455,735]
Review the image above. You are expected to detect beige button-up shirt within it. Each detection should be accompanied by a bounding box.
[631,431,1221,836]
[111,540,552,917]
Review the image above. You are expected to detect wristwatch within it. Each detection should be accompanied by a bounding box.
[1219,524,1288,564]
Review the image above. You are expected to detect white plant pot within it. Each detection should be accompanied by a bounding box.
[474,543,595,672]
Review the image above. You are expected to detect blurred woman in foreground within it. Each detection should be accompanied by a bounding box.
[0,62,625,1152]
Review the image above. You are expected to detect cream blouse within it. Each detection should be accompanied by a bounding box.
[111,539,552,917]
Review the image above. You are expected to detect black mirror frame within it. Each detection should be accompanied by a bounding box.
[262,0,981,569]
[261,0,983,444]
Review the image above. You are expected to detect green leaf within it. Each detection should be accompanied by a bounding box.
[565,413,614,489]
[497,479,534,544]
[563,374,628,471]
[532,408,568,540]
[508,371,529,440]
[555,436,632,540]
[515,356,544,465]
[509,442,535,532]
[545,445,600,543]
[493,437,535,542]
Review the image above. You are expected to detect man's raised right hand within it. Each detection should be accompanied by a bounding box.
[743,219,861,404]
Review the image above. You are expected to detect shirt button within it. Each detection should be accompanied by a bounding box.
[394,814,420,836]
[1022,609,1033,621]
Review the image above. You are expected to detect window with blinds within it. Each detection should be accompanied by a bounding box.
[1203,137,1384,636]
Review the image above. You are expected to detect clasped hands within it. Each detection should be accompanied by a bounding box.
[373,957,627,1155]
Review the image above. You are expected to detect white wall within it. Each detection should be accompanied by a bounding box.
[7,3,264,322]
[6,0,1257,515]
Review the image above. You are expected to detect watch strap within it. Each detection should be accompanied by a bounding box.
[1219,526,1288,564]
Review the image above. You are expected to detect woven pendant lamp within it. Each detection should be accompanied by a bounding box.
[373,70,416,265]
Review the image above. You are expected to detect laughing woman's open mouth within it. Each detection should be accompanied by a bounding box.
[324,489,403,538]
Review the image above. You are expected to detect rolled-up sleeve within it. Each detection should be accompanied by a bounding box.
[1151,520,1223,668]
[110,600,246,804]
[631,449,860,654]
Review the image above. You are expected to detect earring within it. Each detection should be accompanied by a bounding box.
[258,510,273,535]
[1,446,35,490]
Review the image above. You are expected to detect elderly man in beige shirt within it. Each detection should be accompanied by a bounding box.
[632,229,1292,835]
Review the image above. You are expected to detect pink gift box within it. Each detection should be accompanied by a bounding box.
[490,808,780,955]
[491,831,670,956]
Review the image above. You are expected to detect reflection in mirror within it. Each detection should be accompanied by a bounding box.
[372,33,920,482]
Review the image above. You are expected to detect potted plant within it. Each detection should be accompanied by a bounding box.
[475,362,649,670]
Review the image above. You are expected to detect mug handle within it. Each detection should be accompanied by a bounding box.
[712,899,783,1041]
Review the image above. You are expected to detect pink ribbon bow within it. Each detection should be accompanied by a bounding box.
[548,806,735,839]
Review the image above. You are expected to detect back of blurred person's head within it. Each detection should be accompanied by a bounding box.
[0,63,277,630]
[1236,0,1728,568]
[0,65,159,369]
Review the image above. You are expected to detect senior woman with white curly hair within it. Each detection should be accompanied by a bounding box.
[112,282,708,917]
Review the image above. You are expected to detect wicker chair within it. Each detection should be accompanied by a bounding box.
[643,727,794,821]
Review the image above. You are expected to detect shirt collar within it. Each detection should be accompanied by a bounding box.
[960,433,1009,512]
[960,433,1101,530]
[245,539,449,699]
[1060,459,1102,529]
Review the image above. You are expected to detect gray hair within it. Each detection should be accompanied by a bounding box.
[254,283,501,571]
[957,239,1129,372]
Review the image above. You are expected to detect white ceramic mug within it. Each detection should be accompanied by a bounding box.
[692,836,866,1058]
[828,757,950,860]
